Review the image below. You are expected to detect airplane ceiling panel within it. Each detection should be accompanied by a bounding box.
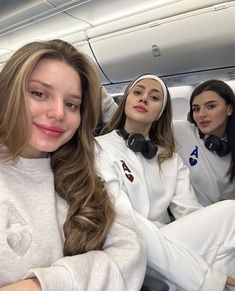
[0,0,233,86]
[0,13,88,52]
[0,0,43,18]
[64,0,182,26]
[0,0,229,55]
[64,0,228,37]
[72,41,110,84]
[0,1,53,34]
[48,0,93,5]
[89,2,235,83]
[0,0,91,51]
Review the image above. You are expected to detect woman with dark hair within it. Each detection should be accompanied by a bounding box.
[0,39,146,291]
[96,74,235,291]
[174,79,235,206]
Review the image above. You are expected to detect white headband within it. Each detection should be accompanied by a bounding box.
[128,74,168,119]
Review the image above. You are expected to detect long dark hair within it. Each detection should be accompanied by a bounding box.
[189,79,235,182]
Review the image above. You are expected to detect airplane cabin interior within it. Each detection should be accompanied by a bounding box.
[0,1,235,290]
[0,0,235,120]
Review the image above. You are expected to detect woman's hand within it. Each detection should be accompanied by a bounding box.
[224,276,235,291]
[0,278,41,291]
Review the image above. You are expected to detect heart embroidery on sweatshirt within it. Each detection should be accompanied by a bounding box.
[7,230,32,257]
[120,160,134,182]
[189,157,197,166]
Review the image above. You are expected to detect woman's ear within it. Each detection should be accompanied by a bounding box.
[227,104,233,116]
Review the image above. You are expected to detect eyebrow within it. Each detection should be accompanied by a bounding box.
[192,100,218,106]
[29,79,82,99]
[29,79,53,89]
[134,84,162,94]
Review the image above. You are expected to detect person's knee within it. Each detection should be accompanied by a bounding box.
[215,200,235,216]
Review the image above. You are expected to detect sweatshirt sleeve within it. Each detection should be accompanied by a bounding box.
[95,149,227,291]
[101,87,118,124]
[169,153,203,219]
[24,156,147,291]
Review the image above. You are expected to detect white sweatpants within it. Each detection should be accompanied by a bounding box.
[138,200,235,291]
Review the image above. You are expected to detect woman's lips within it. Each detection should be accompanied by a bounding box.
[198,121,210,128]
[35,124,65,137]
[133,105,147,112]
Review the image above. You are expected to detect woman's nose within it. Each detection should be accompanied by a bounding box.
[139,93,148,104]
[47,99,65,120]
[198,108,207,117]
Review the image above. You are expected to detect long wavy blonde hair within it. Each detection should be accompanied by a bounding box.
[101,74,175,165]
[0,39,115,256]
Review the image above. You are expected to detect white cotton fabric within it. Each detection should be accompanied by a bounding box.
[173,120,235,206]
[0,156,146,291]
[96,130,235,291]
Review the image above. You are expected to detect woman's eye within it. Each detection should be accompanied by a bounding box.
[192,107,199,112]
[150,95,159,101]
[31,91,45,98]
[133,90,141,95]
[207,104,216,109]
[66,102,79,111]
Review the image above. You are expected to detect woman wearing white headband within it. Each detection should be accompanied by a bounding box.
[96,73,235,291]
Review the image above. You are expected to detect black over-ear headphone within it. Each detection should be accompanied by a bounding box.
[117,128,158,159]
[199,130,230,157]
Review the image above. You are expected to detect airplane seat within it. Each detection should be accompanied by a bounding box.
[141,267,169,291]
[171,97,189,120]
[141,276,169,291]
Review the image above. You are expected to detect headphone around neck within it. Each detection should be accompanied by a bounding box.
[117,128,158,159]
[199,130,230,157]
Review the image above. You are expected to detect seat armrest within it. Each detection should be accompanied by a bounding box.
[141,271,169,291]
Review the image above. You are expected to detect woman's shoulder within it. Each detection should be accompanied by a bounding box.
[173,120,197,139]
[96,130,122,146]
[173,119,194,130]
[95,130,126,158]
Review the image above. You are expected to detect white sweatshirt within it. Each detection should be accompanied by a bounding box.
[95,131,229,291]
[173,120,235,206]
[96,130,201,227]
[101,87,118,124]
[0,157,146,291]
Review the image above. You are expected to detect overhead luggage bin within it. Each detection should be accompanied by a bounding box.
[89,2,235,83]
[72,41,111,84]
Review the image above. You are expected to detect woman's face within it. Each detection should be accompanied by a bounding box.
[124,78,164,135]
[192,90,232,137]
[22,58,82,158]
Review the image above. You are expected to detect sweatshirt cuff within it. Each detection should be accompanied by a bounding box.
[23,265,74,291]
[199,267,227,291]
